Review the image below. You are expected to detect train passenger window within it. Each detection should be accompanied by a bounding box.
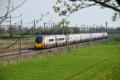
[57,38,64,41]
[49,39,54,42]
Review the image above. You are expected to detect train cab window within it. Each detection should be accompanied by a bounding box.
[35,36,43,43]
[49,39,54,42]
[57,38,64,41]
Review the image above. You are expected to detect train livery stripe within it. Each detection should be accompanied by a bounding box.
[42,37,45,48]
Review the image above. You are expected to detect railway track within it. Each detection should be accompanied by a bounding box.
[0,44,72,59]
[0,39,109,59]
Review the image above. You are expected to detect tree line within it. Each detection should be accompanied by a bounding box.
[0,25,120,36]
[0,25,81,35]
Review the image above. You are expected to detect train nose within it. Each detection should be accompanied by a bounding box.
[35,43,42,48]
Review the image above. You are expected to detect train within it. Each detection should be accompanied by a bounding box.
[34,32,108,49]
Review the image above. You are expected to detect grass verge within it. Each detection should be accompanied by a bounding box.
[0,40,120,80]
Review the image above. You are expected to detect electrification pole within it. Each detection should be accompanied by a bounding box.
[10,15,12,38]
[19,19,22,58]
[63,22,65,34]
[33,19,36,34]
[44,22,46,29]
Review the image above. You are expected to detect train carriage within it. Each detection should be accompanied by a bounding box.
[34,32,108,49]
[73,34,80,43]
[80,34,88,42]
[55,35,66,46]
[85,33,91,41]
[44,35,56,48]
[67,34,75,44]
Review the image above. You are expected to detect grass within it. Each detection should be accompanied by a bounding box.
[0,40,120,80]
[0,34,36,39]
[0,34,35,42]
[0,37,35,50]
[0,33,35,50]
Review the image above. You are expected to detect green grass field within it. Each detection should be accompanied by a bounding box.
[0,40,120,80]
[0,34,35,41]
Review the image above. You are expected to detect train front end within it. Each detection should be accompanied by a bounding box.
[34,36,45,49]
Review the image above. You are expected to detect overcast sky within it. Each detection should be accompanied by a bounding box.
[1,0,120,28]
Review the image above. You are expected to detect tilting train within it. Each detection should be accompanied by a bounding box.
[34,32,108,49]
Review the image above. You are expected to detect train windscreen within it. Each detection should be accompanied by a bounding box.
[35,36,43,43]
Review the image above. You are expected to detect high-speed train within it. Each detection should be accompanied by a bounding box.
[34,32,108,49]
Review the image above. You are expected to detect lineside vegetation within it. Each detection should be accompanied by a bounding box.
[0,40,120,80]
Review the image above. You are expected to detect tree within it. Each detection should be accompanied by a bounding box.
[0,27,6,33]
[116,27,120,33]
[72,27,81,33]
[0,0,27,25]
[66,27,73,34]
[22,27,30,34]
[7,26,19,34]
[53,0,120,21]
